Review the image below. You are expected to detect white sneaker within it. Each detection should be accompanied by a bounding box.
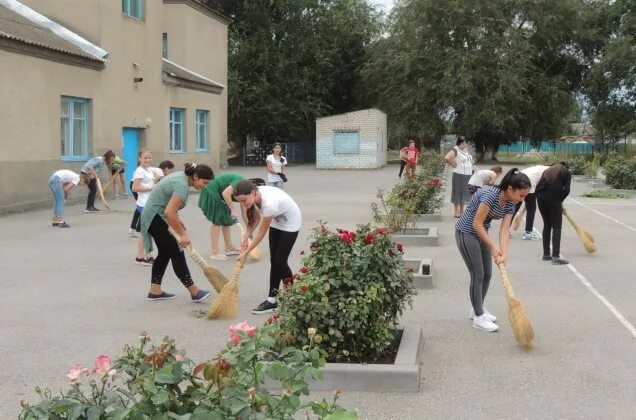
[470,308,497,323]
[128,228,137,238]
[473,314,499,332]
[522,231,542,240]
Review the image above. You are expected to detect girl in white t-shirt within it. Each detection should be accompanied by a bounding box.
[265,143,287,189]
[48,169,85,227]
[234,180,302,315]
[131,149,160,266]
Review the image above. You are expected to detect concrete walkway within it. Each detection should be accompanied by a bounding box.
[1,164,634,418]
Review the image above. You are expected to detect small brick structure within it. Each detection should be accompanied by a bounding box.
[315,108,387,169]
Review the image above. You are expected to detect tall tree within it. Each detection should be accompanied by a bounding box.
[362,0,586,157]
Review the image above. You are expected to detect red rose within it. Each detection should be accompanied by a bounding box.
[388,250,394,257]
[299,284,309,293]
[396,243,404,253]
[363,233,376,245]
[300,267,309,274]
[339,231,356,244]
[375,228,386,235]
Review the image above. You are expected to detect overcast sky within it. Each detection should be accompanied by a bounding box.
[370,0,395,12]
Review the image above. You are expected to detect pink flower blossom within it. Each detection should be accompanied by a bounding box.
[228,322,257,345]
[175,354,184,362]
[93,355,112,375]
[67,364,89,381]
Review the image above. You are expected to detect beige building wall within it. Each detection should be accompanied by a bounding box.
[0,0,228,212]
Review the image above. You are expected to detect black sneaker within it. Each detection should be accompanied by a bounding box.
[551,257,569,265]
[147,291,175,301]
[542,255,552,261]
[251,300,278,314]
[85,207,101,213]
[135,258,151,266]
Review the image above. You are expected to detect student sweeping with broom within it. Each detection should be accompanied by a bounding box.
[198,172,245,260]
[233,180,302,314]
[140,163,214,302]
[455,168,531,332]
[536,162,571,265]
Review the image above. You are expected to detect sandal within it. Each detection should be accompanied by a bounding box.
[209,253,228,261]
[224,248,240,256]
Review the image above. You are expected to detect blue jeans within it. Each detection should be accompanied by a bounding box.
[267,181,284,189]
[48,175,64,217]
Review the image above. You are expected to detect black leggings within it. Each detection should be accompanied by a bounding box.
[537,197,563,258]
[398,160,406,178]
[268,227,299,297]
[455,230,492,317]
[511,193,537,232]
[130,181,140,229]
[85,176,96,209]
[148,215,193,287]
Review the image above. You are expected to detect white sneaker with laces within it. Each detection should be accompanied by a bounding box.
[470,308,497,323]
[473,314,499,332]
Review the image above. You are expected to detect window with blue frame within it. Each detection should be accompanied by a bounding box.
[169,108,185,152]
[122,0,144,20]
[196,110,209,151]
[61,96,90,160]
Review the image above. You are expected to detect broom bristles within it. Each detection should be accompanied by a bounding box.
[207,281,238,319]
[507,297,534,349]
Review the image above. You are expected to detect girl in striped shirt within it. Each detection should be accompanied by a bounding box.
[455,168,531,333]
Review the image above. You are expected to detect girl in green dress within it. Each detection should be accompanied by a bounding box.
[198,172,244,260]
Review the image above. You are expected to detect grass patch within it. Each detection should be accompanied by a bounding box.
[582,190,631,199]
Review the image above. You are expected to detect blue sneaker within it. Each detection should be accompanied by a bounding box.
[147,291,175,301]
[191,290,211,303]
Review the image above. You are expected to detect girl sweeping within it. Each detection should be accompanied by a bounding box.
[455,168,531,332]
[140,163,214,302]
[198,172,245,260]
[80,150,115,212]
[468,166,503,195]
[233,180,302,314]
[536,162,571,264]
[48,169,85,227]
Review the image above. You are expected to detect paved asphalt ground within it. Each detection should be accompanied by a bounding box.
[1,164,634,419]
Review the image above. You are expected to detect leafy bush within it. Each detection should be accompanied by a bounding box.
[277,224,415,363]
[584,154,601,178]
[20,327,357,419]
[582,190,631,199]
[417,148,445,178]
[569,155,587,175]
[603,152,636,189]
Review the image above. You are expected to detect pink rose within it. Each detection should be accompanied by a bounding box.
[230,334,241,345]
[67,364,89,381]
[93,355,112,375]
[229,322,257,345]
[175,354,184,362]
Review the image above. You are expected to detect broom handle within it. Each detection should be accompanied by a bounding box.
[562,207,580,235]
[230,259,244,283]
[96,178,112,210]
[235,222,259,257]
[497,263,517,300]
[167,226,209,270]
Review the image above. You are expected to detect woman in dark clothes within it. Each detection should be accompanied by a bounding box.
[536,162,572,265]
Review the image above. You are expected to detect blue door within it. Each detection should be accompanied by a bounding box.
[122,128,139,195]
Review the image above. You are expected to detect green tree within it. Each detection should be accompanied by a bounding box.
[362,0,586,158]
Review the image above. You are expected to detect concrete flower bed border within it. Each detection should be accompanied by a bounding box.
[403,258,434,289]
[391,226,439,246]
[307,325,424,392]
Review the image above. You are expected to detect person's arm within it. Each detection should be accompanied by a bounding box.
[561,172,572,201]
[498,214,512,264]
[239,215,271,262]
[132,178,152,193]
[164,195,189,246]
[473,202,502,262]
[266,158,277,175]
[444,149,457,167]
[62,182,75,199]
[221,186,240,218]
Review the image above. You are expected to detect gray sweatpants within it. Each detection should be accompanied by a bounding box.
[455,230,492,317]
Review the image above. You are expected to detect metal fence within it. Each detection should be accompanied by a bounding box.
[242,142,316,166]
[497,141,636,157]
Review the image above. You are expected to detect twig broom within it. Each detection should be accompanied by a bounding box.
[235,222,262,261]
[168,227,229,293]
[496,263,535,349]
[207,259,244,319]
[562,207,597,254]
[512,204,526,231]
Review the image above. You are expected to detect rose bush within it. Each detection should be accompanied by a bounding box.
[277,224,415,363]
[19,327,357,419]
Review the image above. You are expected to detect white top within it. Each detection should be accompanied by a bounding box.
[53,169,80,185]
[453,147,474,175]
[522,165,549,193]
[132,166,156,207]
[469,170,496,187]
[266,154,286,183]
[256,186,301,232]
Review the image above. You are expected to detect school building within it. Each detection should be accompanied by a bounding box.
[0,0,229,212]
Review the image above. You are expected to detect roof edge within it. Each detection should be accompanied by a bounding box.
[162,0,231,25]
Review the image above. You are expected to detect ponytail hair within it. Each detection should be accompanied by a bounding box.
[184,162,214,180]
[498,168,531,191]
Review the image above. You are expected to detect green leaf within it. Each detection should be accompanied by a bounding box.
[260,334,275,348]
[151,388,170,405]
[155,365,178,384]
[86,406,105,420]
[325,410,360,420]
